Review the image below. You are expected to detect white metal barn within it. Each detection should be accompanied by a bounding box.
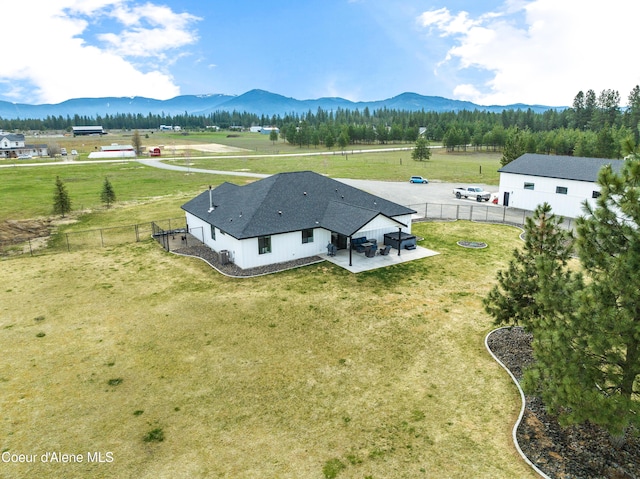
[498,154,624,219]
[181,171,416,270]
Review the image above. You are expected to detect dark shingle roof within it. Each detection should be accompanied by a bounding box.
[181,171,416,239]
[498,153,624,182]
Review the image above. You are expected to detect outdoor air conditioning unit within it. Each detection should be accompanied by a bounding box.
[220,250,230,265]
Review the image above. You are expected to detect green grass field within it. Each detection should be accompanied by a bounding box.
[0,138,537,478]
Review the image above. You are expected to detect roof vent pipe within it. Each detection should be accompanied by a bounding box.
[208,185,214,212]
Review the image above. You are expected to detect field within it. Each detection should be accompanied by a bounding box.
[0,139,537,478]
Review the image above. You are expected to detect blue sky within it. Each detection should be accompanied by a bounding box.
[3,1,639,107]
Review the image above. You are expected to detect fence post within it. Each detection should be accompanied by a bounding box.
[470,205,473,220]
[503,207,506,223]
[456,205,459,220]
[66,233,70,252]
[100,229,104,247]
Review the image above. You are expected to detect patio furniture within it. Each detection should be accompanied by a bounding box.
[351,236,377,253]
[379,244,391,256]
[365,245,377,257]
[327,243,337,256]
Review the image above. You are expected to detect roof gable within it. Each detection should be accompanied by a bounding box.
[181,171,415,239]
[499,153,624,182]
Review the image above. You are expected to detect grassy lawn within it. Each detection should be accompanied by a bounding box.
[0,138,535,478]
[180,149,500,183]
[0,221,536,479]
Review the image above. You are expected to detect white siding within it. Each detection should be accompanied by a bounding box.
[185,213,330,269]
[498,173,600,218]
[353,213,412,244]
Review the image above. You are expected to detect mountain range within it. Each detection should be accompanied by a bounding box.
[0,89,563,120]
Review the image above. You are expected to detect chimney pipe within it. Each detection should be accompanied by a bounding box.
[208,185,214,212]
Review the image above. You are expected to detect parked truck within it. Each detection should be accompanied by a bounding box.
[452,186,491,202]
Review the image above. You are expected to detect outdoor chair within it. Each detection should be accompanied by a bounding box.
[379,244,391,256]
[365,245,377,257]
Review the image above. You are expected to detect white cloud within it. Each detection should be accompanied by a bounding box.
[418,1,640,106]
[0,0,200,104]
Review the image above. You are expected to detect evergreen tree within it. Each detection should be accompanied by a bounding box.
[269,128,278,144]
[53,176,72,217]
[411,136,431,161]
[500,127,529,166]
[486,158,640,440]
[483,203,574,327]
[100,177,116,208]
[566,153,640,438]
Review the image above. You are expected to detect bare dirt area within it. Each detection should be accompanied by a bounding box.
[487,327,640,479]
[159,143,250,154]
[0,219,52,246]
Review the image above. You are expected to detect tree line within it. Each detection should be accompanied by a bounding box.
[3,87,640,160]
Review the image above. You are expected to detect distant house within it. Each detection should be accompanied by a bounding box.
[250,126,279,135]
[182,171,416,270]
[260,126,279,135]
[88,144,136,159]
[0,133,48,158]
[72,126,105,136]
[498,153,624,218]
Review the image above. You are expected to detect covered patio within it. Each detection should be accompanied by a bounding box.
[324,244,439,273]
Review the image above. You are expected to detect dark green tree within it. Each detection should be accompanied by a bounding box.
[411,136,431,161]
[53,176,72,217]
[101,177,116,208]
[486,157,640,441]
[500,127,529,166]
[269,128,278,144]
[564,152,640,439]
[483,203,574,327]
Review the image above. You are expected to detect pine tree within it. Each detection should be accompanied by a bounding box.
[100,177,116,208]
[53,176,71,217]
[565,153,640,438]
[485,159,640,440]
[483,203,574,327]
[411,136,431,161]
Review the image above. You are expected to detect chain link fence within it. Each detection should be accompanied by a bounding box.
[2,204,575,259]
[407,202,575,231]
[1,217,186,258]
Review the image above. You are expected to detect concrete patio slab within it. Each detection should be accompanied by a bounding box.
[323,245,439,273]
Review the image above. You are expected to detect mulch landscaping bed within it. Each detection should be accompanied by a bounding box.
[487,327,640,479]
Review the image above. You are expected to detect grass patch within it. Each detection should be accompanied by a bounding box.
[0,221,536,478]
[142,427,164,443]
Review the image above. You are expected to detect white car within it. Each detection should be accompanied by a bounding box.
[71,150,78,156]
[17,154,32,159]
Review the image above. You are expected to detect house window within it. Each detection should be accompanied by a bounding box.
[524,182,535,190]
[592,191,601,199]
[302,228,314,244]
[210,225,216,240]
[556,186,568,195]
[258,235,271,255]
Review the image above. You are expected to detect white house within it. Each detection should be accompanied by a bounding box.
[0,133,48,158]
[181,171,416,270]
[498,153,624,218]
